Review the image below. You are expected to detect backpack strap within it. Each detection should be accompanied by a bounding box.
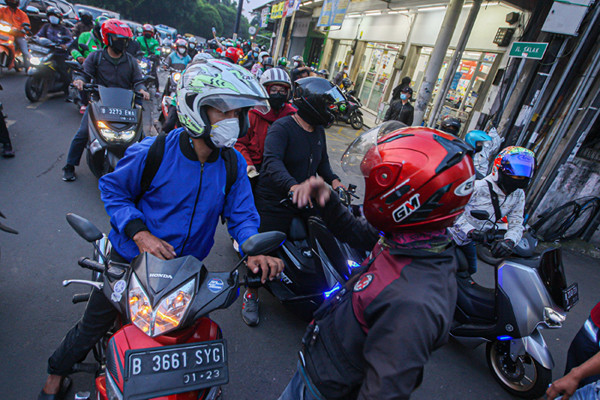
[137,134,167,203]
[486,180,503,222]
[220,148,239,223]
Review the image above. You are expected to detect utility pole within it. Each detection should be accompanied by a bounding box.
[281,11,296,59]
[428,0,481,128]
[413,0,464,126]
[234,0,244,36]
[273,18,286,58]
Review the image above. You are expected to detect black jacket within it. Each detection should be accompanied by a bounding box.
[77,48,146,92]
[384,100,414,126]
[301,235,458,400]
[255,116,339,201]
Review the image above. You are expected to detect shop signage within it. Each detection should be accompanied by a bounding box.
[317,0,349,27]
[508,42,548,60]
[271,2,285,20]
[260,7,270,27]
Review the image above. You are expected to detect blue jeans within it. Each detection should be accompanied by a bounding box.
[66,109,89,167]
[459,241,478,275]
[278,363,324,400]
[558,380,600,400]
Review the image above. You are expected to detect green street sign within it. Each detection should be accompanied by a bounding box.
[508,42,549,60]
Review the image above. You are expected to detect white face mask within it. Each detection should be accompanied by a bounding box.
[49,16,60,25]
[178,48,186,55]
[210,118,239,148]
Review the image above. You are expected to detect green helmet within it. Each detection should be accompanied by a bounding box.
[176,59,269,139]
[95,15,109,29]
[278,57,288,67]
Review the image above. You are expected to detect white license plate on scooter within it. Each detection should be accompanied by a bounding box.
[563,282,579,311]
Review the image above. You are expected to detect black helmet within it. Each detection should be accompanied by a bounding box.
[79,10,93,24]
[293,77,345,127]
[341,77,352,88]
[440,116,461,135]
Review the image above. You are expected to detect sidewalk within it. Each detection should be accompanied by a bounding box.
[361,107,378,129]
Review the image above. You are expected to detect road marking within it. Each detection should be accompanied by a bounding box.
[26,101,43,110]
[6,119,16,127]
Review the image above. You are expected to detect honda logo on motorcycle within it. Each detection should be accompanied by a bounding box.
[392,194,421,222]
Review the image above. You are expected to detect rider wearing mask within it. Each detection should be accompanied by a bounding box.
[62,19,150,182]
[251,51,269,77]
[72,10,93,38]
[165,38,191,70]
[448,146,536,275]
[245,77,342,326]
[35,8,72,87]
[39,59,283,400]
[384,86,414,126]
[278,124,476,400]
[187,36,198,58]
[0,0,31,68]
[465,127,502,178]
[136,24,160,57]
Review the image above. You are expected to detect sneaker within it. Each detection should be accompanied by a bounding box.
[2,144,14,158]
[241,290,259,326]
[79,105,86,114]
[62,164,76,181]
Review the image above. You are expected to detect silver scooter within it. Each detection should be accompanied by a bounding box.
[452,210,579,399]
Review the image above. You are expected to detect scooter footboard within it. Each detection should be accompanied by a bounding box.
[511,327,554,369]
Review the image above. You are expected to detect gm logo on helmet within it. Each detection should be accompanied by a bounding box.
[454,175,476,197]
[392,194,420,222]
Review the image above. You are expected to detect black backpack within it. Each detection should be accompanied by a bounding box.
[138,134,238,217]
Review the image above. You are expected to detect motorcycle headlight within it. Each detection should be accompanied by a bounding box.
[0,24,10,33]
[128,274,196,337]
[139,61,148,69]
[97,122,136,143]
[172,72,181,82]
[30,56,41,66]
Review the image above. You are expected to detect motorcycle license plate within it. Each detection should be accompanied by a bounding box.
[562,282,579,311]
[124,340,228,399]
[29,44,50,54]
[99,106,137,123]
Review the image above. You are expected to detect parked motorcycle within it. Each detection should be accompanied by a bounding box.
[63,213,285,400]
[25,37,73,102]
[0,19,29,72]
[79,83,145,178]
[452,210,579,399]
[328,86,364,130]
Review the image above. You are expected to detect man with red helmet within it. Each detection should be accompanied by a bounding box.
[448,146,535,275]
[223,46,241,64]
[136,23,160,57]
[61,19,149,182]
[277,122,476,400]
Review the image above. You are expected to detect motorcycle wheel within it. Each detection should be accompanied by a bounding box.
[350,112,363,130]
[25,76,46,102]
[476,245,503,266]
[486,340,551,399]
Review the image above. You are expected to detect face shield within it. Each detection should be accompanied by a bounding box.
[324,86,345,104]
[501,150,536,178]
[201,94,269,114]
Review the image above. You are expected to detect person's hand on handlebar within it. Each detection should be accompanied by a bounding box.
[73,79,85,91]
[247,255,284,284]
[76,56,85,64]
[491,239,515,258]
[291,176,331,209]
[468,229,487,243]
[331,179,343,190]
[139,89,150,101]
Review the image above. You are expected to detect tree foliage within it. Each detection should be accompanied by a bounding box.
[76,0,255,39]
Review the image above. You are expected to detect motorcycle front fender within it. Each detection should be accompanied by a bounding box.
[510,327,554,369]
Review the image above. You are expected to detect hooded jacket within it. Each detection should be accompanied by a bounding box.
[99,128,259,262]
[473,127,503,176]
[234,103,296,167]
[300,230,458,400]
[448,174,525,245]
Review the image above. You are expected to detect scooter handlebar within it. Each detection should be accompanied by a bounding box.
[78,257,105,273]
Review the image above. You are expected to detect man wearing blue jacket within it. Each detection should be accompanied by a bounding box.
[38,59,283,400]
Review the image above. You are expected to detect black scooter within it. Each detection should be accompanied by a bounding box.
[253,186,368,320]
[452,210,578,399]
[25,36,73,102]
[79,83,145,178]
[329,88,364,130]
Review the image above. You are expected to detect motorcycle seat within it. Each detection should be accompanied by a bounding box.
[289,217,308,241]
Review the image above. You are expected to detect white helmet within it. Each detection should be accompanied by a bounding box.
[176,59,269,139]
[192,52,214,63]
[258,51,269,61]
[259,67,291,88]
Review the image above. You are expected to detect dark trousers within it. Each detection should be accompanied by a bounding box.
[459,241,478,275]
[66,109,89,167]
[565,319,600,388]
[0,112,11,147]
[47,251,127,376]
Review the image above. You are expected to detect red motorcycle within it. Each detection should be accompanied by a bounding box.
[0,19,29,71]
[63,213,285,399]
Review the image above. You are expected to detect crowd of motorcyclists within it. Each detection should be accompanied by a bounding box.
[1,2,593,400]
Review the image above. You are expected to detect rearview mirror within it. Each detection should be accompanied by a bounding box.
[470,210,490,221]
[26,6,40,14]
[66,213,103,242]
[241,232,286,256]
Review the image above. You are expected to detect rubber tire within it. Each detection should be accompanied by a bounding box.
[476,245,503,266]
[350,112,363,130]
[25,76,45,102]
[486,341,552,399]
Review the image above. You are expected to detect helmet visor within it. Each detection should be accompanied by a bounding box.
[325,86,345,104]
[341,125,385,178]
[501,150,535,178]
[202,94,269,114]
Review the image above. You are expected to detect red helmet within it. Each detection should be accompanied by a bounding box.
[224,47,240,63]
[342,124,475,233]
[175,38,187,48]
[142,23,154,35]
[101,19,133,46]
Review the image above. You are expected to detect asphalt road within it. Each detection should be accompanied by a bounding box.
[0,70,598,400]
